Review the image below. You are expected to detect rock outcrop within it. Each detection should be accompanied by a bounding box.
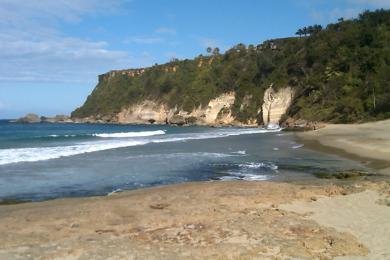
[16,114,73,123]
[16,113,41,123]
[114,92,237,126]
[41,115,73,123]
[262,86,294,126]
[282,118,325,131]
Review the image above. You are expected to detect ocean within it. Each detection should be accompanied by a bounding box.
[0,120,367,201]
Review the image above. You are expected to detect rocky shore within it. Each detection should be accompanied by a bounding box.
[0,181,389,259]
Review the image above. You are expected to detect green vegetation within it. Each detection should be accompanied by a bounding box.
[72,9,390,124]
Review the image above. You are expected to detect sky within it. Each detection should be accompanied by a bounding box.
[1,0,390,118]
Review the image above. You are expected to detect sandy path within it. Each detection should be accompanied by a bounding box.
[298,120,390,175]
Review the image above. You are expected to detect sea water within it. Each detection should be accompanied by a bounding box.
[0,120,367,201]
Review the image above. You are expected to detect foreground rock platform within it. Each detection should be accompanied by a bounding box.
[0,181,389,259]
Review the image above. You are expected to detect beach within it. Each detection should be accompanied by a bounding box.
[1,121,390,259]
[0,181,389,259]
[298,119,390,175]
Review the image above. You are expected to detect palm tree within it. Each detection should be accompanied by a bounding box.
[295,28,304,37]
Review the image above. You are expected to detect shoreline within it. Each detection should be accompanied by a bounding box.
[297,120,390,175]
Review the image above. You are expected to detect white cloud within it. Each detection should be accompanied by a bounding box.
[0,0,135,84]
[123,36,164,44]
[155,27,177,35]
[329,7,362,21]
[0,0,124,25]
[308,0,390,24]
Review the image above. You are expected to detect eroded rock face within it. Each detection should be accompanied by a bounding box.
[117,100,169,124]
[116,92,236,125]
[262,86,294,126]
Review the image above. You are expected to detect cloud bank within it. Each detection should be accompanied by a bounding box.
[0,0,130,84]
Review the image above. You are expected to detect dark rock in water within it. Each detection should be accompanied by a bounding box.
[16,113,41,123]
[0,199,30,205]
[169,115,186,126]
[185,116,198,125]
[41,115,73,123]
[17,114,73,123]
[314,170,374,179]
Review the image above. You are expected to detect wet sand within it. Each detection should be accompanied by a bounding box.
[298,120,390,175]
[0,181,390,259]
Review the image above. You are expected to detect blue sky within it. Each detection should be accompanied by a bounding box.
[1,0,389,118]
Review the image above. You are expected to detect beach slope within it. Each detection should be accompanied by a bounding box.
[298,119,390,175]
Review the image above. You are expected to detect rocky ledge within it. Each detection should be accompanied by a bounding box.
[16,113,73,124]
[282,118,325,131]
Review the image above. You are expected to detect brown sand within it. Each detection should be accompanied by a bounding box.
[1,181,390,259]
[298,119,390,175]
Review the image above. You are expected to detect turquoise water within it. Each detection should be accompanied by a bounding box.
[0,120,367,201]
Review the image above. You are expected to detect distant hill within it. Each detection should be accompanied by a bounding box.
[72,9,390,125]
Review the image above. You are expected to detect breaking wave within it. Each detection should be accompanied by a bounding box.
[93,130,166,138]
[0,128,280,165]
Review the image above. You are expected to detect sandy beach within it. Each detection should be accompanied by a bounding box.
[1,121,390,259]
[298,120,390,175]
[0,180,389,259]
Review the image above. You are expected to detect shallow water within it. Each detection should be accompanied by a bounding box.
[0,120,368,201]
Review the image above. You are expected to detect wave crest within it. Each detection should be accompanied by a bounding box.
[93,130,166,138]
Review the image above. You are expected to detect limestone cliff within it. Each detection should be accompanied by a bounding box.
[262,86,294,126]
[73,87,296,127]
[115,92,237,126]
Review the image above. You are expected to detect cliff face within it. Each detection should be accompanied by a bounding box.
[73,87,296,126]
[91,92,247,126]
[262,87,294,126]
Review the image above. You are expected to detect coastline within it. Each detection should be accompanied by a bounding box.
[297,120,390,175]
[1,121,390,258]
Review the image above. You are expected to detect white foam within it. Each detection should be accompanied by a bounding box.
[242,174,269,181]
[219,174,269,181]
[48,134,77,138]
[266,123,280,130]
[107,188,123,196]
[125,152,233,160]
[233,150,246,155]
[291,144,304,149]
[0,128,280,165]
[93,130,165,138]
[238,162,278,170]
[0,140,146,165]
